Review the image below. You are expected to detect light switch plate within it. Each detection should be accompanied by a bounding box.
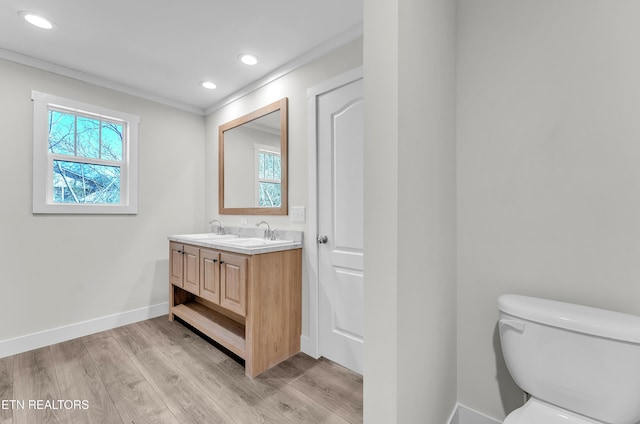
[290,206,305,223]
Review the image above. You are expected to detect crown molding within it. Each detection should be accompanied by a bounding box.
[204,21,363,115]
[0,48,205,115]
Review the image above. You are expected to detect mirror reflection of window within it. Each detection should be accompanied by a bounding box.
[256,147,281,207]
[223,110,281,209]
[219,97,288,215]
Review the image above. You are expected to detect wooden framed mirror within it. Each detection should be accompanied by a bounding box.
[219,98,288,215]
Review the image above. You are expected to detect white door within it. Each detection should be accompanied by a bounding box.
[317,74,364,374]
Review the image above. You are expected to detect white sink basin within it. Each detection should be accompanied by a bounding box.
[213,237,295,248]
[173,233,239,241]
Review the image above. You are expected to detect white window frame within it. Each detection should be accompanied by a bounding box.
[32,91,139,214]
[253,143,281,207]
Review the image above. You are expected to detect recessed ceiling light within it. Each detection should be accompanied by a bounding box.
[239,54,258,66]
[19,11,54,30]
[200,81,217,90]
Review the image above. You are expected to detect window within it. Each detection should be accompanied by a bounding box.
[32,91,139,214]
[255,146,281,207]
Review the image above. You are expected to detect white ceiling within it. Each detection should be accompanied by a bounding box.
[0,0,363,113]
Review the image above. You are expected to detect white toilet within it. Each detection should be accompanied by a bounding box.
[498,294,640,424]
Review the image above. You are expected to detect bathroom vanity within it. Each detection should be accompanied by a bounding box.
[167,232,302,378]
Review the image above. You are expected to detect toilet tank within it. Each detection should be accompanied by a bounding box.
[498,295,640,424]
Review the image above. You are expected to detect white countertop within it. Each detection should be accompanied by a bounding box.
[168,233,303,255]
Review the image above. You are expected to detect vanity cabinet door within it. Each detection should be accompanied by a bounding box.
[219,253,248,317]
[169,242,184,287]
[169,242,200,294]
[200,249,221,304]
[182,245,200,295]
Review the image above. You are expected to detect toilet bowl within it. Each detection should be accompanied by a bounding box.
[498,294,640,424]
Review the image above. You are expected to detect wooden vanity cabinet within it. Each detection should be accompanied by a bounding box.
[169,242,301,378]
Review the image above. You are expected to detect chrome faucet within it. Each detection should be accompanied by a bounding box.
[256,221,276,240]
[208,219,224,235]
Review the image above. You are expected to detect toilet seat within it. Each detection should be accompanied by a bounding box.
[504,398,603,424]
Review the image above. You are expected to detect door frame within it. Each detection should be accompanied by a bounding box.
[304,66,363,359]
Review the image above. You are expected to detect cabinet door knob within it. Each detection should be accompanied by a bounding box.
[220,261,225,264]
[213,259,218,263]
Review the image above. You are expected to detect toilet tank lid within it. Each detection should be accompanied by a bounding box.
[498,294,640,344]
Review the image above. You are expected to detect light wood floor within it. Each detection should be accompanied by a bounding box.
[0,316,363,424]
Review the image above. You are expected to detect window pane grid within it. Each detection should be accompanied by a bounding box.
[257,150,281,207]
[53,160,121,204]
[258,151,281,182]
[258,182,281,207]
[47,106,125,206]
[48,108,125,163]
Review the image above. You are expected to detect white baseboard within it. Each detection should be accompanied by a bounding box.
[0,302,169,358]
[451,404,502,424]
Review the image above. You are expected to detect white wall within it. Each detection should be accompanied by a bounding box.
[457,0,640,420]
[363,0,399,419]
[0,59,205,348]
[204,37,363,344]
[364,0,457,422]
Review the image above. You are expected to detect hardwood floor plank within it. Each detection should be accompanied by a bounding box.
[12,348,67,424]
[316,357,364,388]
[165,345,296,424]
[289,358,363,423]
[129,408,180,424]
[0,356,14,423]
[104,379,166,424]
[249,354,355,424]
[108,324,155,357]
[257,353,357,424]
[125,347,236,424]
[278,385,352,424]
[50,339,122,424]
[256,352,318,385]
[186,352,342,424]
[83,331,167,424]
[193,353,276,405]
[82,332,141,385]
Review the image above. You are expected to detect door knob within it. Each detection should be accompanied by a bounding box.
[317,235,328,244]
